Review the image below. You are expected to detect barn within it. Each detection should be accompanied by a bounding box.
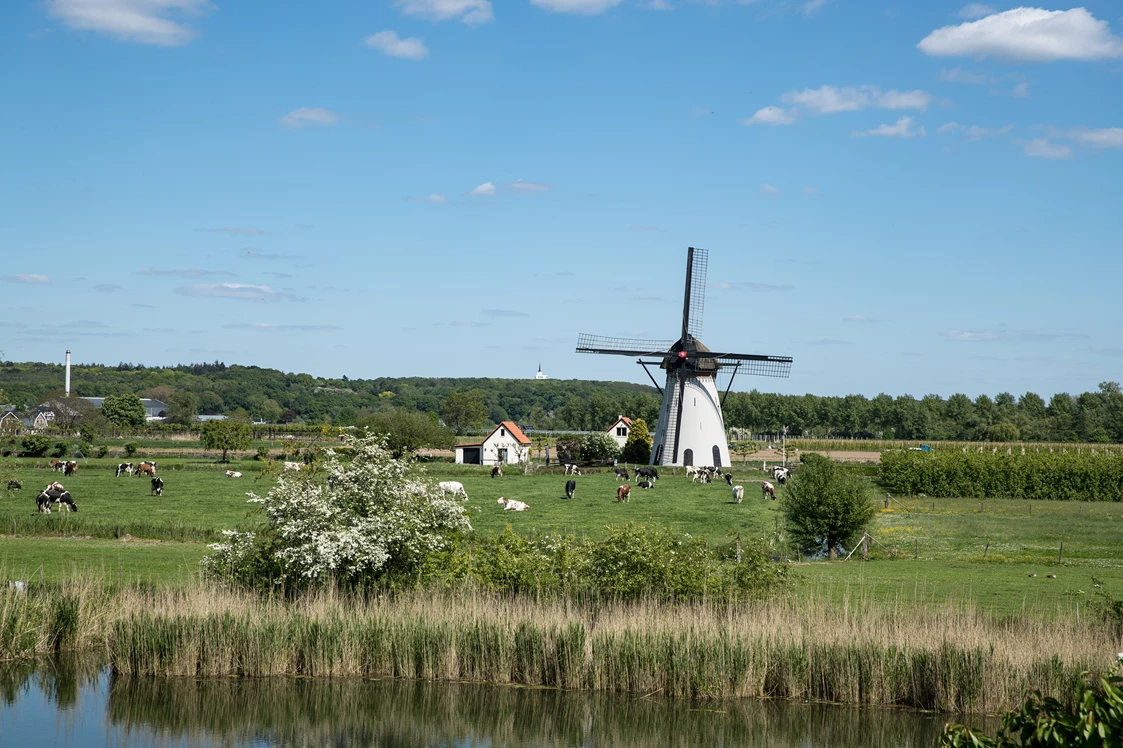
[454,421,531,466]
[605,415,633,449]
[0,410,21,435]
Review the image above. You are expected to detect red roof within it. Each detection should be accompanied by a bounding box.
[496,420,531,444]
[606,416,633,431]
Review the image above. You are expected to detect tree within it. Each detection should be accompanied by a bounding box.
[782,454,875,560]
[986,422,1021,442]
[580,431,621,461]
[440,390,488,434]
[260,399,283,424]
[202,433,470,588]
[621,418,653,464]
[165,390,199,426]
[200,420,252,462]
[100,394,146,431]
[941,674,1122,748]
[357,408,455,458]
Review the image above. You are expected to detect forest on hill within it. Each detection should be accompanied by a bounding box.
[0,360,1120,443]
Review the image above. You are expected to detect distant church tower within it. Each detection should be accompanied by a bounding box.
[535,363,548,380]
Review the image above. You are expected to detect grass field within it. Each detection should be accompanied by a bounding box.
[2,457,1122,613]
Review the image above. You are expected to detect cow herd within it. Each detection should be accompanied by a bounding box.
[5,459,169,514]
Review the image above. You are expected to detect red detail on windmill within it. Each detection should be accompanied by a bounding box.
[677,351,688,359]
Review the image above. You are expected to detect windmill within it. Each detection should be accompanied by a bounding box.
[576,247,792,468]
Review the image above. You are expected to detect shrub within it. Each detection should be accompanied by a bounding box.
[96,446,109,459]
[123,441,139,457]
[51,441,70,458]
[255,446,270,461]
[199,420,252,462]
[78,441,93,457]
[580,432,621,461]
[202,433,470,588]
[782,453,875,559]
[621,418,652,464]
[21,435,50,457]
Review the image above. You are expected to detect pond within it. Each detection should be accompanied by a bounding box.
[0,657,997,747]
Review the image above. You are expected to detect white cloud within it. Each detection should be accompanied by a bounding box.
[177,283,307,302]
[427,193,447,203]
[469,181,496,196]
[780,85,931,114]
[958,3,994,20]
[46,0,212,46]
[741,106,796,126]
[365,30,429,60]
[937,121,1013,140]
[1069,127,1123,148]
[509,179,550,192]
[279,107,340,129]
[530,0,624,14]
[93,283,122,293]
[223,322,343,332]
[1023,137,1072,158]
[854,116,925,138]
[760,183,781,195]
[1,273,51,284]
[395,0,493,24]
[918,7,1123,63]
[940,66,1030,97]
[844,314,876,322]
[802,185,820,195]
[939,66,990,85]
[802,0,827,16]
[1009,82,1030,98]
[942,330,1001,341]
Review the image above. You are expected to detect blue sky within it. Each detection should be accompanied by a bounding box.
[1,0,1120,398]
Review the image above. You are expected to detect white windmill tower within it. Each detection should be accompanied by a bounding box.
[576,247,792,467]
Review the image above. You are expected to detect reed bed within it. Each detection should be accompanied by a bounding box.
[4,579,1117,713]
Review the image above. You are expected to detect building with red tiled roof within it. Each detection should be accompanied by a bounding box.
[606,415,634,448]
[454,420,532,466]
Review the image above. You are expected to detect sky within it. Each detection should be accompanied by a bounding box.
[1,0,1121,399]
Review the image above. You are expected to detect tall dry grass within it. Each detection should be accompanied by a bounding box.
[2,579,1118,713]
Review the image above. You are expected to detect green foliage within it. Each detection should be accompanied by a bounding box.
[51,441,70,458]
[123,441,139,457]
[164,390,199,426]
[782,453,876,559]
[580,431,621,461]
[622,418,652,464]
[255,446,270,461]
[199,420,252,462]
[988,422,1022,442]
[96,446,109,458]
[100,394,146,431]
[440,390,489,434]
[941,674,1123,748]
[357,407,455,458]
[880,449,1123,501]
[21,435,50,457]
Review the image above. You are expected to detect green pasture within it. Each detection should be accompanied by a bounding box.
[2,458,1122,612]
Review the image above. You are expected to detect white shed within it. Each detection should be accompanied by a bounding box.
[605,415,633,449]
[454,421,532,466]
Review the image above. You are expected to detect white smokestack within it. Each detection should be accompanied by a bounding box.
[65,350,71,398]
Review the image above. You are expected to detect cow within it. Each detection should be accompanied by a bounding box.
[115,463,134,477]
[63,461,78,476]
[135,462,157,477]
[732,485,744,504]
[762,481,777,500]
[36,489,77,513]
[438,481,468,500]
[491,466,502,478]
[50,459,66,472]
[225,470,243,478]
[6,480,20,491]
[724,473,733,486]
[637,480,653,489]
[497,497,529,511]
[614,467,629,481]
[636,467,659,481]
[564,464,582,476]
[616,484,631,503]
[150,477,164,496]
[772,466,791,485]
[45,481,65,493]
[565,479,576,499]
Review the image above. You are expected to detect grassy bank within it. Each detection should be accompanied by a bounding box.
[3,581,1119,713]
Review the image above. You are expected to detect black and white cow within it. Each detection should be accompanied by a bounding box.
[636,467,659,481]
[116,462,134,477]
[565,479,576,499]
[637,480,653,489]
[150,477,164,496]
[724,473,733,486]
[614,467,629,481]
[37,489,77,513]
[6,480,20,491]
[63,461,79,476]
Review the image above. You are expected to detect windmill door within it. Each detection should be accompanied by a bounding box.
[683,449,693,467]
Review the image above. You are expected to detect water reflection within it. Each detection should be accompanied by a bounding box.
[1,657,998,747]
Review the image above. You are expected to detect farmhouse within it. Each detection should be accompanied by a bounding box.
[0,409,21,434]
[454,421,531,466]
[605,415,633,449]
[80,397,168,420]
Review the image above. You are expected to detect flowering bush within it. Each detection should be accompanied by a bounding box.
[203,434,470,588]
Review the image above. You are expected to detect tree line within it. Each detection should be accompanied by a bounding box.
[1,359,1120,443]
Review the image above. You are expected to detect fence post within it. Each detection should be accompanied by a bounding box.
[983,542,990,559]
[39,564,43,586]
[914,539,918,560]
[1058,541,1063,564]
